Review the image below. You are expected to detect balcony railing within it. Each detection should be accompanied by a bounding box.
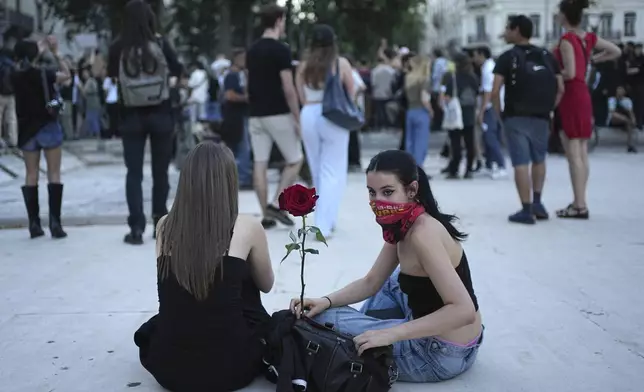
[598,30,621,40]
[465,0,493,8]
[467,34,490,44]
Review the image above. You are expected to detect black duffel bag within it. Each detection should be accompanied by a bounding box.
[262,310,398,392]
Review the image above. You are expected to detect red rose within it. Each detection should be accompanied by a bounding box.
[278,185,319,217]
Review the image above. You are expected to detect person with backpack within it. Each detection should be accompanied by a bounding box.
[0,47,17,149]
[491,15,564,224]
[553,0,621,219]
[107,0,184,245]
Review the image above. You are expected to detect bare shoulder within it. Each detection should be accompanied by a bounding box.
[339,56,352,70]
[410,214,445,239]
[234,214,264,236]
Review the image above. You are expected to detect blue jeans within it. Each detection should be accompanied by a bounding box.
[482,108,505,169]
[232,118,252,186]
[404,108,431,166]
[314,268,481,383]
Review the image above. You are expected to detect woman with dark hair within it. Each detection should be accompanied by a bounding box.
[442,54,479,179]
[134,142,274,392]
[291,149,482,383]
[107,0,184,245]
[295,24,354,239]
[13,39,71,239]
[554,0,620,219]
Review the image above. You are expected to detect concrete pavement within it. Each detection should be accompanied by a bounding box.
[1,146,644,391]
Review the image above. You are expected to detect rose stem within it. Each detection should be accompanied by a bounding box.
[300,215,307,316]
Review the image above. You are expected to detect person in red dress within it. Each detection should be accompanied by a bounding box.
[554,0,621,219]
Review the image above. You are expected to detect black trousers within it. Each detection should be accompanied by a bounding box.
[447,126,475,175]
[372,99,390,129]
[348,130,361,166]
[121,109,174,232]
[106,103,121,138]
[632,84,644,128]
[430,92,444,131]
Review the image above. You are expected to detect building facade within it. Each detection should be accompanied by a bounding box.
[462,0,644,55]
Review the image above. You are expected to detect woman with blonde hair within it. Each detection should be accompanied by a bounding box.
[296,24,354,239]
[134,142,274,391]
[404,55,433,166]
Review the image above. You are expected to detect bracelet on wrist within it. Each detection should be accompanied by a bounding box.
[323,296,333,309]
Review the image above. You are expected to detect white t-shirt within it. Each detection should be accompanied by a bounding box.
[188,69,209,104]
[102,77,118,104]
[480,58,495,110]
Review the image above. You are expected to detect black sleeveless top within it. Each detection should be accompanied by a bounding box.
[139,255,269,392]
[398,251,479,320]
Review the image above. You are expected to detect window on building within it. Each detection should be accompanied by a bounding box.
[599,13,613,37]
[552,14,561,36]
[581,14,589,30]
[476,15,486,39]
[624,12,636,37]
[529,14,541,38]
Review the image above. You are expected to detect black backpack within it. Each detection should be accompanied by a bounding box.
[0,58,14,95]
[507,46,557,117]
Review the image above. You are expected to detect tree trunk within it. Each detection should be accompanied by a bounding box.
[218,0,232,57]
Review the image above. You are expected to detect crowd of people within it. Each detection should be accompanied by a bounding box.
[0,0,636,390]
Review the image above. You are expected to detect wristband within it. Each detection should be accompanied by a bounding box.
[323,296,333,309]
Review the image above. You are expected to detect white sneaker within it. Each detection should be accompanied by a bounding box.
[491,168,508,179]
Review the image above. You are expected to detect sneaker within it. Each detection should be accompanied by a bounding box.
[261,218,277,229]
[463,171,474,179]
[508,210,536,225]
[124,230,144,245]
[627,146,637,153]
[445,173,459,179]
[266,204,294,226]
[491,168,508,179]
[532,203,549,220]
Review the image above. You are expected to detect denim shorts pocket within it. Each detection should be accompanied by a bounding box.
[422,338,474,381]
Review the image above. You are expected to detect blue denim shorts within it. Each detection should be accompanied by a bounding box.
[21,121,64,152]
[504,116,550,166]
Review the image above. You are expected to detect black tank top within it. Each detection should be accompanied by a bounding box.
[398,251,479,320]
[142,255,270,392]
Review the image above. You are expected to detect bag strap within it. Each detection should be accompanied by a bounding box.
[41,68,51,104]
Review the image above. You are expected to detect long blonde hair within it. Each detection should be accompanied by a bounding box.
[405,56,430,89]
[158,142,239,300]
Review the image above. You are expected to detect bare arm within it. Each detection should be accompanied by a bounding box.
[54,54,71,84]
[592,37,622,64]
[388,221,476,342]
[295,62,307,104]
[559,39,576,81]
[491,74,504,118]
[325,244,398,308]
[555,74,565,107]
[280,69,301,123]
[340,57,355,98]
[247,219,274,293]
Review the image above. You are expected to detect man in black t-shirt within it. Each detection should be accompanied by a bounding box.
[247,4,303,229]
[492,15,564,225]
[223,48,252,190]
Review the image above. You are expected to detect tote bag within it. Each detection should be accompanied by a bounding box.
[442,72,464,131]
[322,59,364,130]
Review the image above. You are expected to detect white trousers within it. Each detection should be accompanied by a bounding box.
[301,104,349,237]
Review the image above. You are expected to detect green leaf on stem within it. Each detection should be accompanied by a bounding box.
[298,228,305,238]
[289,231,297,243]
[304,248,319,254]
[307,226,328,246]
[281,242,301,263]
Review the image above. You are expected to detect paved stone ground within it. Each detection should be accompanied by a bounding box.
[1,136,644,391]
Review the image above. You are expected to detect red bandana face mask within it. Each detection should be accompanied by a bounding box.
[370,200,425,244]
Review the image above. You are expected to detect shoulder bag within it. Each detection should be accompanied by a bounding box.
[442,72,464,130]
[322,59,364,131]
[263,309,397,392]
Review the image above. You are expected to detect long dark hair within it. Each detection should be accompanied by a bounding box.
[158,142,239,300]
[559,0,590,27]
[120,0,158,75]
[366,150,467,241]
[303,45,337,89]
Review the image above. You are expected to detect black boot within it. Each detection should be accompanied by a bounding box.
[21,185,45,239]
[47,183,67,239]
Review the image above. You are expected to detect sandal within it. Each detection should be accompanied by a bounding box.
[556,204,589,219]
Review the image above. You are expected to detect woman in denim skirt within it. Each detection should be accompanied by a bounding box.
[12,38,71,239]
[291,150,482,383]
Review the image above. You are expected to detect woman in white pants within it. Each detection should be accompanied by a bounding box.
[296,25,355,238]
